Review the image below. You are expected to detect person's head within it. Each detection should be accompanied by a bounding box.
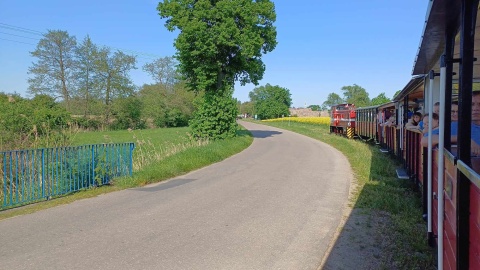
[433,102,440,114]
[423,113,439,130]
[451,101,458,121]
[473,92,480,124]
[412,112,422,124]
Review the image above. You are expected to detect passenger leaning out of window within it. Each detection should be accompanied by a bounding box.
[405,112,423,131]
[421,113,439,147]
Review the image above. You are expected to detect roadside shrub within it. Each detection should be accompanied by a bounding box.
[189,88,238,140]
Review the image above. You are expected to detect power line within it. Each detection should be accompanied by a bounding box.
[0,23,44,36]
[0,31,41,40]
[0,38,36,46]
[1,22,166,60]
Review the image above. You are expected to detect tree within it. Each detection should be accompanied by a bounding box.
[249,84,291,120]
[341,84,370,107]
[95,47,137,125]
[0,93,71,150]
[138,82,196,128]
[307,105,321,111]
[239,101,255,116]
[322,93,344,110]
[73,35,102,116]
[142,56,179,90]
[371,92,391,106]
[392,90,402,100]
[28,30,77,109]
[111,96,145,130]
[158,0,277,139]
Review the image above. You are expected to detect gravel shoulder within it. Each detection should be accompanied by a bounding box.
[319,175,401,270]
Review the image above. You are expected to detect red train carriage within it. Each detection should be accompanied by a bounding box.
[329,103,356,139]
[395,1,480,269]
[347,1,480,268]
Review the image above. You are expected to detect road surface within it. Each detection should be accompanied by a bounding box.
[0,121,352,270]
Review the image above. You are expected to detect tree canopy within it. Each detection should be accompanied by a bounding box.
[142,56,179,90]
[341,84,370,107]
[307,105,321,111]
[158,0,277,93]
[158,0,277,139]
[249,84,291,120]
[371,92,391,106]
[28,30,77,109]
[322,93,344,110]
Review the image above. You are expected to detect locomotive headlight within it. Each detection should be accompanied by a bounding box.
[347,121,351,127]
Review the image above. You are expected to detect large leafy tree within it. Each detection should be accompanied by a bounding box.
[341,84,370,107]
[321,93,344,110]
[371,92,391,106]
[249,84,291,120]
[158,0,277,139]
[28,30,77,109]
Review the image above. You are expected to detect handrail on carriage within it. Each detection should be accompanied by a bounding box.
[457,160,480,190]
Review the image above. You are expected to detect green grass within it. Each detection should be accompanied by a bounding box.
[71,127,191,146]
[0,126,253,220]
[249,120,435,269]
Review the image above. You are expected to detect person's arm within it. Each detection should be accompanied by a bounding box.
[421,134,439,148]
[405,120,414,128]
[472,140,480,156]
[405,120,420,130]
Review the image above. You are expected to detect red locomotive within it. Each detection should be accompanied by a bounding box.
[330,103,356,139]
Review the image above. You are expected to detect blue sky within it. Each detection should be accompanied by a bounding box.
[0,1,427,108]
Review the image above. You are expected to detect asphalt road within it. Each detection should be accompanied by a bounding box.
[0,121,352,270]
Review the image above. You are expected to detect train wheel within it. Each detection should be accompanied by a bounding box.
[347,127,354,139]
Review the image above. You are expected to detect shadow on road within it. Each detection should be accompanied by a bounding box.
[248,130,282,139]
[135,179,196,192]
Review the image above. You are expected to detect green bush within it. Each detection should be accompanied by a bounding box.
[189,89,238,140]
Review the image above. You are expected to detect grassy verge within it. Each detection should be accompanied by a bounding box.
[0,127,253,221]
[248,119,435,269]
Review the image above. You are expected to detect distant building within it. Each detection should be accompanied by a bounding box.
[289,107,329,117]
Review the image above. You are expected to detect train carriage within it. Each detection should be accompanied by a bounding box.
[384,1,480,269]
[355,105,379,142]
[409,1,480,269]
[329,2,480,268]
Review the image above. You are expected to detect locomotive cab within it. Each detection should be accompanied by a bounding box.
[330,103,356,138]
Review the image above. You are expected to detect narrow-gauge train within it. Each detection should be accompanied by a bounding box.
[329,103,356,139]
[329,1,480,269]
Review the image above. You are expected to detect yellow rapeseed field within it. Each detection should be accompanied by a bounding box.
[262,117,330,126]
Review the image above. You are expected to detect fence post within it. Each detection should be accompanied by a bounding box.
[129,143,135,176]
[41,149,45,199]
[91,146,95,186]
[3,152,6,206]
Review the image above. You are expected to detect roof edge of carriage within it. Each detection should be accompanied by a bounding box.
[412,0,461,76]
[393,75,426,102]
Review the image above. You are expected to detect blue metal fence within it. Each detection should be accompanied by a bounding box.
[0,143,135,209]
